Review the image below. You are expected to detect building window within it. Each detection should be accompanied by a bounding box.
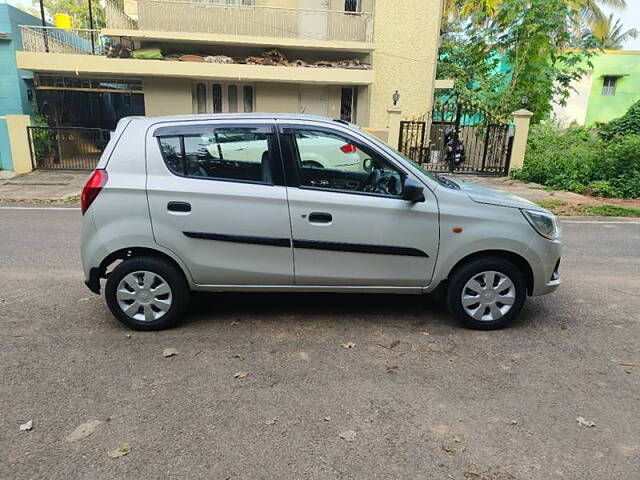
[212,84,223,113]
[195,83,207,114]
[192,82,255,114]
[602,76,618,96]
[345,0,359,12]
[243,85,254,112]
[228,85,238,113]
[340,87,356,123]
[36,75,144,93]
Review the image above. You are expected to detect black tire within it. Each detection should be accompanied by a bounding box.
[446,256,527,330]
[105,256,190,331]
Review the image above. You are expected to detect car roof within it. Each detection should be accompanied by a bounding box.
[122,113,357,132]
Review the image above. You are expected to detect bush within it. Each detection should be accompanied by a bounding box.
[599,100,640,141]
[511,124,599,189]
[512,124,640,198]
[584,180,616,198]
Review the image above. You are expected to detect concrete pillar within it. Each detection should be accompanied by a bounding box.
[5,115,33,174]
[509,109,534,173]
[387,106,402,150]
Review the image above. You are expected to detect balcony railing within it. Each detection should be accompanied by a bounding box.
[20,26,102,55]
[132,0,374,43]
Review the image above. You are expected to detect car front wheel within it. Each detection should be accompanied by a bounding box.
[446,257,527,330]
[105,256,190,331]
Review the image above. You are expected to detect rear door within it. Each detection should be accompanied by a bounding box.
[278,121,440,287]
[146,119,293,286]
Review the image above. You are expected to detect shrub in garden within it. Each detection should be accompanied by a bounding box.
[594,135,640,198]
[599,100,640,141]
[512,124,640,198]
[511,124,599,191]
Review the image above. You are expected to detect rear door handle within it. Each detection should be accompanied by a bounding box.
[167,201,191,213]
[308,212,332,224]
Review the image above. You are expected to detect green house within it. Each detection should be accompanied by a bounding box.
[554,50,640,127]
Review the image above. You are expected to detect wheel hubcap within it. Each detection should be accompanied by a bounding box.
[116,271,172,322]
[461,271,516,322]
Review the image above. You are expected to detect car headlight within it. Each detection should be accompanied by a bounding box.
[521,209,560,240]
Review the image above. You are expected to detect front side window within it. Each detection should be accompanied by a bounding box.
[291,129,404,197]
[158,127,273,183]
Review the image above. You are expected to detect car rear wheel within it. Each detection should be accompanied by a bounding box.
[446,257,526,330]
[105,256,190,331]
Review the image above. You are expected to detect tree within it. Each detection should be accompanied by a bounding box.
[16,4,45,19]
[437,0,596,123]
[442,0,628,29]
[576,0,627,26]
[584,14,639,49]
[443,0,503,19]
[31,0,125,30]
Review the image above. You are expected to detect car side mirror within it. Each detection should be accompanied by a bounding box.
[402,177,425,202]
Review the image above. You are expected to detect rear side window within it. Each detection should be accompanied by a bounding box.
[157,127,275,184]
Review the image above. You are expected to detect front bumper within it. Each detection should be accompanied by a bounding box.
[527,233,562,296]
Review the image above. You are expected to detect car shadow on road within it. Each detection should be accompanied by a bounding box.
[182,291,454,330]
[177,290,556,333]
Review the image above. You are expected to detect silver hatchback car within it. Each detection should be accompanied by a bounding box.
[81,114,561,331]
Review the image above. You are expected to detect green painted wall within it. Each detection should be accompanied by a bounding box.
[584,51,640,126]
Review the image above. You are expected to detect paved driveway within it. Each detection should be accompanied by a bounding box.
[1,207,639,479]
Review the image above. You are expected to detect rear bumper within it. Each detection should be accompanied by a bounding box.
[81,211,108,294]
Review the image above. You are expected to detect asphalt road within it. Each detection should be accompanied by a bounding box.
[1,207,639,479]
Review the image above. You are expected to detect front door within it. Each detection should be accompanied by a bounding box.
[279,122,440,287]
[146,120,293,286]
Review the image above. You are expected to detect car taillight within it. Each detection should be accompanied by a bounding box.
[340,143,357,153]
[81,169,108,215]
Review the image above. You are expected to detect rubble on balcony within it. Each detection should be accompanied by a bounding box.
[103,41,371,70]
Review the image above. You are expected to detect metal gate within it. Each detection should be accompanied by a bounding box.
[28,126,111,170]
[398,99,514,175]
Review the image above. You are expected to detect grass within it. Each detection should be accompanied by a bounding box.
[536,199,567,210]
[535,199,640,217]
[581,205,640,217]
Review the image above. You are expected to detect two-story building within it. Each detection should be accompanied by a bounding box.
[553,50,640,127]
[15,0,443,131]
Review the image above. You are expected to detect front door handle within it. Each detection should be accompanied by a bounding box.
[167,201,191,213]
[308,212,332,224]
